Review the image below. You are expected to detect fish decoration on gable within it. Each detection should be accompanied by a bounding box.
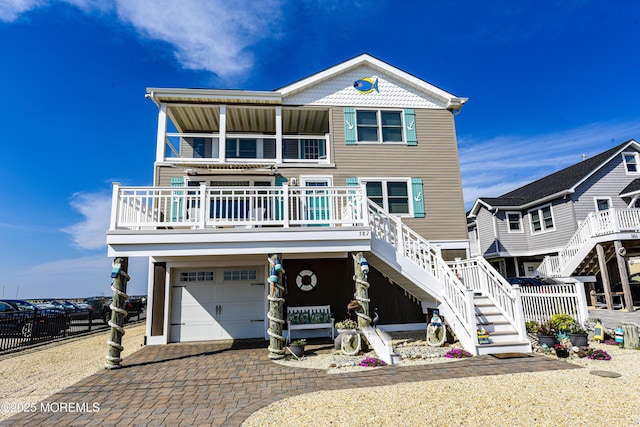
[353,77,379,94]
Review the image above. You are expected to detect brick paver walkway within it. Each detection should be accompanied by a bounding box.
[1,341,578,427]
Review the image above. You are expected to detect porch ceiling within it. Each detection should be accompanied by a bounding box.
[166,104,329,134]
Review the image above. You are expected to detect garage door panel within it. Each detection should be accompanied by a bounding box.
[171,267,264,342]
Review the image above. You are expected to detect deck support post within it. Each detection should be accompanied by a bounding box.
[353,252,371,327]
[105,257,129,369]
[267,254,286,359]
[595,244,614,310]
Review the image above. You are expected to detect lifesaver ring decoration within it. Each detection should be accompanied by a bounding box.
[296,269,317,291]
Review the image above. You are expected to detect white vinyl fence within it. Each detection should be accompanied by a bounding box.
[520,282,589,325]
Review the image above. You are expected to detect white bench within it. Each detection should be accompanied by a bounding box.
[286,305,335,343]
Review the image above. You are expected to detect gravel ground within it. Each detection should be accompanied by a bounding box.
[246,338,640,427]
[0,323,145,422]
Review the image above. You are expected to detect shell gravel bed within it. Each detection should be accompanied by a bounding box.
[245,340,640,427]
[0,323,145,422]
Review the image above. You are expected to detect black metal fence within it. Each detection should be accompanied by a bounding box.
[0,308,145,354]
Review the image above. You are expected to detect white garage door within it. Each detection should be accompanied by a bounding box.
[170,268,265,342]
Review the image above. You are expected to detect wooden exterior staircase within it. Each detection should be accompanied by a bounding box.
[367,202,531,356]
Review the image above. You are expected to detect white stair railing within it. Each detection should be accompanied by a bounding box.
[367,202,475,344]
[538,208,640,277]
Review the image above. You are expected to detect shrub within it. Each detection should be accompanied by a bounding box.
[445,348,472,359]
[587,349,611,360]
[525,320,540,334]
[359,357,387,367]
[549,314,576,333]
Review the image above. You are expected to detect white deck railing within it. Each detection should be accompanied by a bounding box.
[109,183,367,230]
[519,283,589,325]
[537,208,640,277]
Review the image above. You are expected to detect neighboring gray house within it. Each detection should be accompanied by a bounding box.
[468,139,640,310]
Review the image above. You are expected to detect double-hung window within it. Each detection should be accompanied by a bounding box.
[356,110,403,143]
[529,205,554,233]
[365,180,410,214]
[623,152,640,173]
[506,212,523,232]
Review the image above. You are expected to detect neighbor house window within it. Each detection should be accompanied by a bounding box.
[356,110,403,143]
[506,212,523,232]
[365,180,410,214]
[623,152,640,173]
[594,198,611,211]
[529,205,554,233]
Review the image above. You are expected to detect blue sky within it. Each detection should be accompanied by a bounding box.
[1,1,640,299]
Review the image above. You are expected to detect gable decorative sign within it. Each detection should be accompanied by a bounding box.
[353,77,379,94]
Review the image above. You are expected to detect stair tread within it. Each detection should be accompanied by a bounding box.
[475,340,531,347]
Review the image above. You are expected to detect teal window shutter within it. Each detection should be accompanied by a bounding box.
[274,176,288,220]
[170,177,185,222]
[404,109,417,146]
[344,107,356,145]
[411,177,425,218]
[345,177,359,186]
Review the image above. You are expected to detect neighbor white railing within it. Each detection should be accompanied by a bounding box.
[109,183,367,230]
[519,283,589,326]
[537,208,640,277]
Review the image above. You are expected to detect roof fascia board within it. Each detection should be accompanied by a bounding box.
[468,199,494,217]
[278,53,467,107]
[568,139,640,192]
[147,88,282,103]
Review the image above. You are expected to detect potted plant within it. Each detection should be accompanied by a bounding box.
[553,343,570,358]
[289,339,306,358]
[549,313,576,339]
[335,319,358,334]
[536,321,557,348]
[569,324,588,347]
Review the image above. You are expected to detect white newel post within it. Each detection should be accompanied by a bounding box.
[110,183,120,230]
[395,216,404,256]
[574,282,589,325]
[511,284,527,341]
[282,183,290,228]
[465,288,477,347]
[360,183,369,226]
[199,183,207,229]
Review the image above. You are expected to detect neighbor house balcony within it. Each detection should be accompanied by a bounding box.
[107,183,372,257]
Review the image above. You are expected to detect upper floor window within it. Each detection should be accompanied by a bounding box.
[365,179,409,214]
[623,152,639,173]
[506,212,523,233]
[594,197,611,211]
[226,138,276,159]
[356,110,403,143]
[529,205,554,234]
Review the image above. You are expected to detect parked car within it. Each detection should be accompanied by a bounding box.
[83,296,144,324]
[506,277,548,286]
[41,300,97,322]
[0,299,69,338]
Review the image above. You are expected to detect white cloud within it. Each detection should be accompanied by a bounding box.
[0,0,44,22]
[62,192,111,250]
[2,0,284,80]
[459,120,640,207]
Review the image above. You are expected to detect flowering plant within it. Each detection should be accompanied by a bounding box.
[587,349,611,360]
[335,319,358,329]
[290,339,306,346]
[444,348,472,359]
[358,357,387,367]
[604,339,620,346]
[553,343,568,351]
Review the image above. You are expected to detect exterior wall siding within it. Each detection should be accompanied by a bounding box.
[523,198,576,253]
[155,106,468,242]
[573,150,639,220]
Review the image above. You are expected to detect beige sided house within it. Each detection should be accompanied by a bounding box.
[107,54,532,355]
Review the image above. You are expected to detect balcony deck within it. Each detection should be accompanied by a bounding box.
[107,183,372,257]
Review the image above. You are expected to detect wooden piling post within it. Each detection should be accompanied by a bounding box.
[105,257,130,369]
[353,252,371,328]
[267,254,286,359]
